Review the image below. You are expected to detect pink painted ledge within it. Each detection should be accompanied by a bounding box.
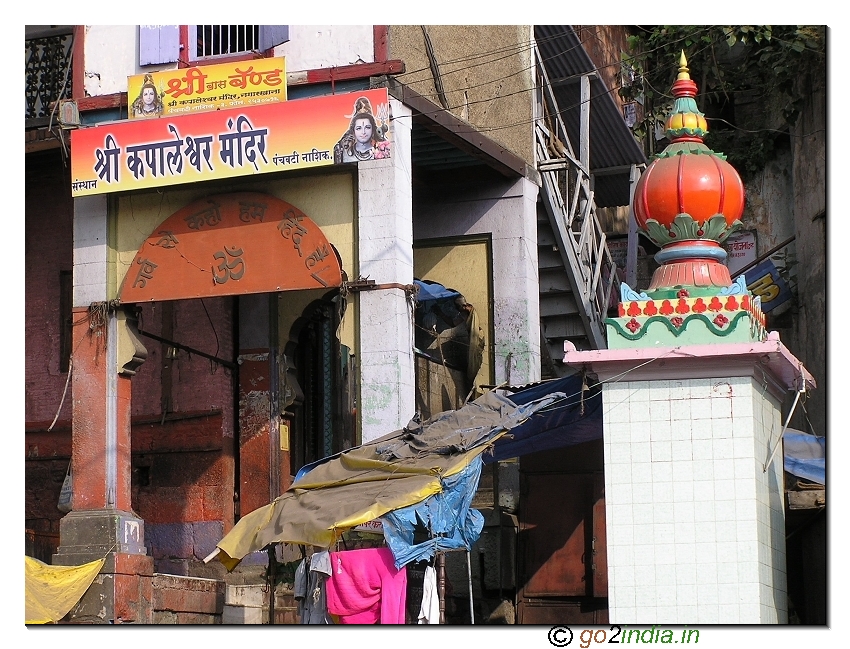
[563,331,815,393]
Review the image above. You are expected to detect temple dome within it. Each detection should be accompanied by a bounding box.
[632,52,744,249]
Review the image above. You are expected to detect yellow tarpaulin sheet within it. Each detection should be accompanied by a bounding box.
[25,556,105,624]
[211,445,490,571]
[208,389,553,571]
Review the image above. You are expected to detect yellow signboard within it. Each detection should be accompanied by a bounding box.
[127,58,287,119]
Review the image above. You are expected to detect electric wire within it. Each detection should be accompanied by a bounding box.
[392,25,715,118]
[387,25,822,141]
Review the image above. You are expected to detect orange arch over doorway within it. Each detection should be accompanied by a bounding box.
[119,192,343,303]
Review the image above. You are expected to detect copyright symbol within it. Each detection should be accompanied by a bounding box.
[548,626,573,647]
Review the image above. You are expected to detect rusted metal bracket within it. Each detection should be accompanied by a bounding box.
[137,329,237,370]
[343,278,417,295]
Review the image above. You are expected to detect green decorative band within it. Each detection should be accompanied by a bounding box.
[672,96,701,114]
[643,214,742,247]
[605,310,754,341]
[666,126,708,138]
[652,142,727,160]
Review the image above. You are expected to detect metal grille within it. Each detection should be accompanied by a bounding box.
[320,306,334,459]
[194,25,259,58]
[25,30,73,121]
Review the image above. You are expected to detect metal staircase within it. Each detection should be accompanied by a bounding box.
[534,42,621,377]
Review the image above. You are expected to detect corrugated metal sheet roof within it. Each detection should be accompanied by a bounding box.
[535,25,647,207]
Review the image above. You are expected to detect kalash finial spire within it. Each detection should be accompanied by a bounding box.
[603,51,765,349]
[629,50,746,295]
[664,50,708,141]
[677,50,690,80]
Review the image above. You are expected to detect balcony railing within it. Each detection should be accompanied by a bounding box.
[25,26,73,127]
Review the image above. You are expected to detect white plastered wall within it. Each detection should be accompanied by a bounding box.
[413,177,541,386]
[357,98,415,442]
[73,194,110,306]
[82,25,375,97]
[272,26,374,70]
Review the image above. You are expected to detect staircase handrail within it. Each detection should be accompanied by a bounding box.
[533,40,619,349]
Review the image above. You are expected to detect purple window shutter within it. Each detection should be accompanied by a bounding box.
[259,26,290,52]
[139,25,180,65]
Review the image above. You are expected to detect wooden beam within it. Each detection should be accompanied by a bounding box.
[72,25,85,101]
[373,26,388,62]
[76,93,128,111]
[25,136,62,154]
[786,490,825,510]
[290,60,404,86]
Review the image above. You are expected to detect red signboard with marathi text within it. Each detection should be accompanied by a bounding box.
[70,88,392,197]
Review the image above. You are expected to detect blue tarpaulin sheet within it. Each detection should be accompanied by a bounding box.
[377,377,603,567]
[414,279,461,305]
[381,455,485,569]
[284,374,603,570]
[486,374,603,462]
[783,429,825,485]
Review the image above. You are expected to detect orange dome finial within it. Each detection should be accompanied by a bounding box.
[631,52,746,294]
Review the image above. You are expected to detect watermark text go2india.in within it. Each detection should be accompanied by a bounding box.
[548,625,700,647]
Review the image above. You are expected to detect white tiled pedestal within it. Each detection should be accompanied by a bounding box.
[604,376,786,623]
[563,337,815,625]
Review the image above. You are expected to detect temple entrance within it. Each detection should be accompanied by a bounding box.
[118,193,351,569]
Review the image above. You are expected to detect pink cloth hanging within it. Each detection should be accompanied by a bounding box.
[326,547,407,624]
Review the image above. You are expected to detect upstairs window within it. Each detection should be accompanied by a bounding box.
[190,25,260,61]
[139,25,289,66]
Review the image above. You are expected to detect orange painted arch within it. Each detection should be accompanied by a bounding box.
[119,192,343,303]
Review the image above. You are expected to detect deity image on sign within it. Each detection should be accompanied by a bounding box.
[333,96,390,163]
[131,73,164,118]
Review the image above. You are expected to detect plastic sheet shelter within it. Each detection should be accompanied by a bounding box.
[207,389,565,571]
[487,374,603,462]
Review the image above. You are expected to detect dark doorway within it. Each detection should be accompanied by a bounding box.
[517,439,608,624]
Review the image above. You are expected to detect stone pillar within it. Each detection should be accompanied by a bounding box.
[54,195,153,623]
[236,293,281,517]
[492,176,541,386]
[564,336,815,624]
[357,98,414,442]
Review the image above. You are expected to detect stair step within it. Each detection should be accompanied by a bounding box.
[539,269,573,293]
[546,341,567,367]
[539,293,579,317]
[541,314,589,339]
[537,246,564,270]
[537,224,557,247]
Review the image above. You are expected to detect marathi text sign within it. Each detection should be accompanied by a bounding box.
[723,230,757,276]
[352,520,384,534]
[70,88,392,197]
[128,58,287,119]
